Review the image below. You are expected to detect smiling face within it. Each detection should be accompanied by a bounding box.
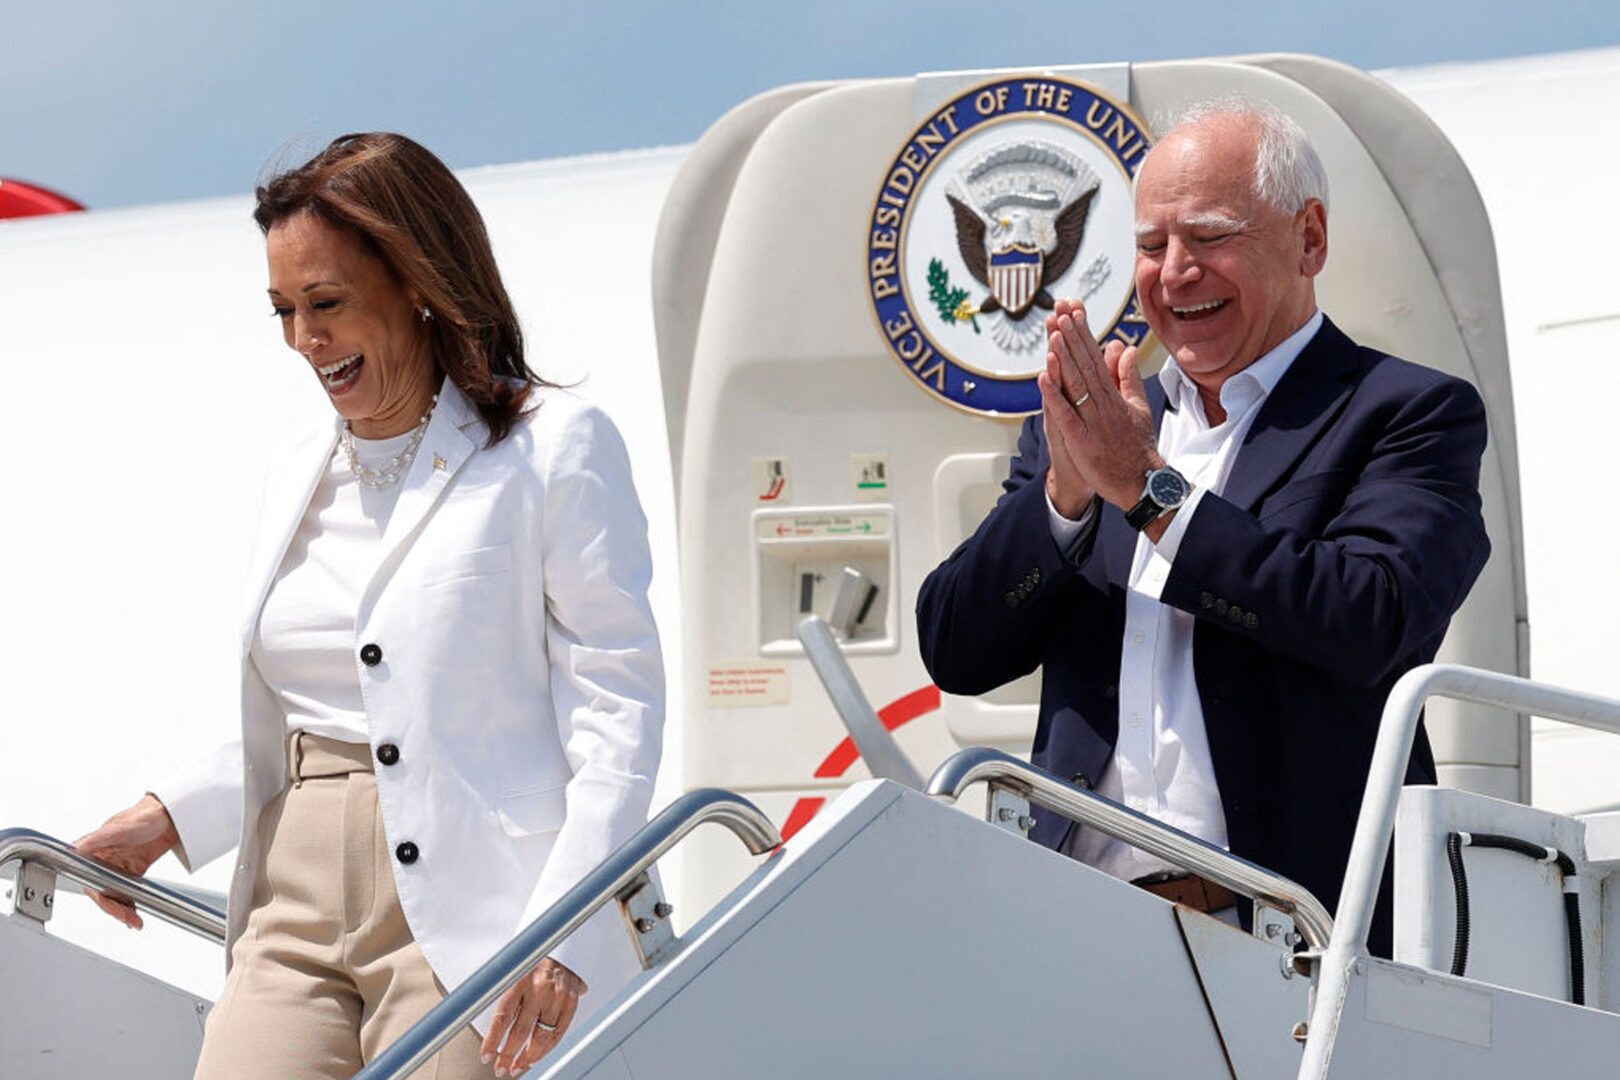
[1133,115,1327,394]
[266,211,440,438]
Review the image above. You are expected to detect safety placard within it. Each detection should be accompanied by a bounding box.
[751,457,791,503]
[754,511,891,541]
[850,452,890,502]
[706,662,791,708]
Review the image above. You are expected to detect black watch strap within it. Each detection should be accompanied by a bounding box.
[1125,495,1164,531]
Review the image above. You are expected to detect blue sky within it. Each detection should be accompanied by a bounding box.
[7,0,1619,209]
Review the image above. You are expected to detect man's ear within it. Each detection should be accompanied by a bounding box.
[1299,199,1328,278]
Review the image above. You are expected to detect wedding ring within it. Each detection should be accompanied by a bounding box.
[1073,393,1091,408]
[535,1019,558,1033]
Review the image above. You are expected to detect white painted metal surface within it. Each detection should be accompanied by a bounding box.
[546,780,1242,1078]
[0,913,210,1078]
[1176,906,1312,1080]
[1395,787,1601,1006]
[1323,956,1620,1079]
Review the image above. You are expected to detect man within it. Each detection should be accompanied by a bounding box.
[915,102,1490,954]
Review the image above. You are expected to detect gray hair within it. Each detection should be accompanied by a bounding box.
[1151,98,1330,214]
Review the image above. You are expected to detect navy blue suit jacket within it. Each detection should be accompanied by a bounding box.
[916,317,1491,954]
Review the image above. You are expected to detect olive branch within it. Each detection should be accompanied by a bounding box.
[927,258,980,333]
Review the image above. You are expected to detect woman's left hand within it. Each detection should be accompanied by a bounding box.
[480,957,587,1076]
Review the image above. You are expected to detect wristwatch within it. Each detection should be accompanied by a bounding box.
[1125,465,1190,531]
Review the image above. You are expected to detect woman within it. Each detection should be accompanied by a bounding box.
[75,132,664,1080]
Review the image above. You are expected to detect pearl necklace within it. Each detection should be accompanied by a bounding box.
[340,394,439,489]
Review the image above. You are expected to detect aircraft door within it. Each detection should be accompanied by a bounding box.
[657,56,1524,923]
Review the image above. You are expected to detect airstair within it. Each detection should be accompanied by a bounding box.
[0,830,220,1077]
[7,653,1620,1079]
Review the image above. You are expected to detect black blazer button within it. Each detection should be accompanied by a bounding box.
[360,643,383,667]
[1200,592,1215,609]
[376,743,400,766]
[395,841,419,864]
[1005,591,1020,608]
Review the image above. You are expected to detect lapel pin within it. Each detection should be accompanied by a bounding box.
[433,454,447,471]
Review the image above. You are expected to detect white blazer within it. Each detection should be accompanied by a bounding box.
[156,379,664,1023]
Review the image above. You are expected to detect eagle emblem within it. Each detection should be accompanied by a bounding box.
[866,74,1152,415]
[943,142,1103,350]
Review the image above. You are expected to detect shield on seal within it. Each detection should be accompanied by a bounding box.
[988,245,1043,318]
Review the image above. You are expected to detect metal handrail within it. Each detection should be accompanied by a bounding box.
[796,615,926,790]
[1299,663,1620,1080]
[0,826,227,943]
[927,748,1335,949]
[353,788,781,1080]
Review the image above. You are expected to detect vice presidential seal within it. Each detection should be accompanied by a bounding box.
[867,77,1154,416]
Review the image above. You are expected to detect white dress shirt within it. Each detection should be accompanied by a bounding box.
[1053,311,1323,881]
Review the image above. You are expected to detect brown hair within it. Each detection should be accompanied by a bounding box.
[253,132,543,444]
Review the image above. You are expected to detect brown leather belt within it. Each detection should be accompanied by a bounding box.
[1131,871,1238,913]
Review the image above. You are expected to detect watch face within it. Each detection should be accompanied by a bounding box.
[1148,468,1188,507]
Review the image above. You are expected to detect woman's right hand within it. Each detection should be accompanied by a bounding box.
[74,793,181,929]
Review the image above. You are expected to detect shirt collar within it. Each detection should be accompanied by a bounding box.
[1158,309,1324,414]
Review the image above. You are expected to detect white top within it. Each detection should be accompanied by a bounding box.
[1055,311,1323,882]
[250,429,414,745]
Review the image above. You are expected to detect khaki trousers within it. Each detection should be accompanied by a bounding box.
[192,733,493,1080]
